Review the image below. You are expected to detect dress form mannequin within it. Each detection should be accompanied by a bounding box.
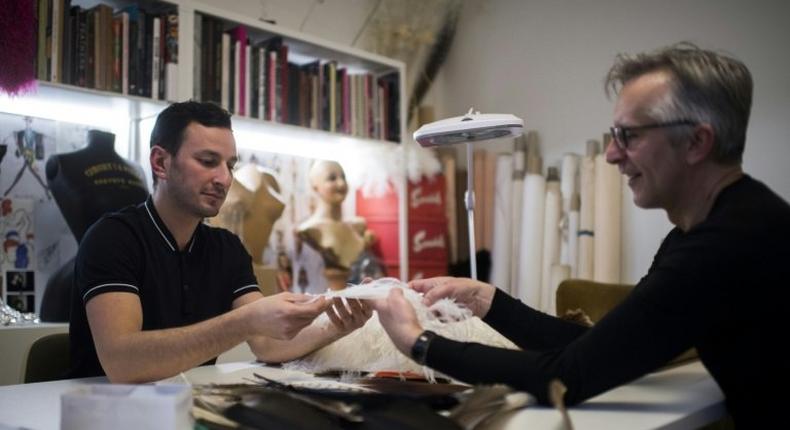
[297,160,372,291]
[209,163,285,294]
[46,130,148,243]
[41,130,148,321]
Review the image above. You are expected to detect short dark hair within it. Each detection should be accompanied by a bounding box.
[605,42,752,164]
[150,100,232,155]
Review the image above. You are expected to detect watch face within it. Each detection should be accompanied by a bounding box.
[411,330,436,365]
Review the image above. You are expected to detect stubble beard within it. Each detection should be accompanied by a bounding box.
[168,170,224,219]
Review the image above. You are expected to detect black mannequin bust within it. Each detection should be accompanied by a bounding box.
[46,129,149,243]
[40,130,148,322]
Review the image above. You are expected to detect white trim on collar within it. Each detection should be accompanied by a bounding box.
[144,199,176,252]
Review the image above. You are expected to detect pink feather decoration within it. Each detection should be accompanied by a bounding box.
[0,0,38,95]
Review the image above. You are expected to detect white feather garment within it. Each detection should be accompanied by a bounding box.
[285,279,519,379]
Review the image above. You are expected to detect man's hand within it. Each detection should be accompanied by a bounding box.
[408,276,496,318]
[244,292,329,340]
[325,297,373,335]
[370,288,424,357]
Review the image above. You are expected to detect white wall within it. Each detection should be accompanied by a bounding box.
[431,0,790,283]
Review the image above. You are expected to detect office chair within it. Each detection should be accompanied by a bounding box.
[556,279,698,367]
[23,332,70,383]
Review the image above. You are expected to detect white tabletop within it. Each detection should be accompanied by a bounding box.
[0,360,724,430]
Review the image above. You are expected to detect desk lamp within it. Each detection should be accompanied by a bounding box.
[414,108,524,279]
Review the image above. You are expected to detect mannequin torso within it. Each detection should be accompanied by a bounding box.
[46,130,148,242]
[297,218,367,270]
[211,163,285,263]
[296,160,372,290]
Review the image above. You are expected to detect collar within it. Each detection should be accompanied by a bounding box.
[142,196,199,253]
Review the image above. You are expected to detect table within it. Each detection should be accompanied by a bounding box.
[0,361,724,429]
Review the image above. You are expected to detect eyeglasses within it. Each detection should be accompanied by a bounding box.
[609,120,698,150]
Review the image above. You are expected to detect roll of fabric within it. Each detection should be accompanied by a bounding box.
[491,154,513,293]
[509,136,527,294]
[541,168,562,313]
[560,153,580,214]
[483,150,497,252]
[567,194,580,278]
[516,172,545,308]
[593,150,622,283]
[473,149,486,251]
[577,140,598,280]
[439,150,458,263]
[559,153,580,267]
[549,264,571,316]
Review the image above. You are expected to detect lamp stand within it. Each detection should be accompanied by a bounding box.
[465,141,478,280]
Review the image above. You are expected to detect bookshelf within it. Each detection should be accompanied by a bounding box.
[1,0,409,280]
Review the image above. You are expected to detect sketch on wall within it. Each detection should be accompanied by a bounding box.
[0,113,92,312]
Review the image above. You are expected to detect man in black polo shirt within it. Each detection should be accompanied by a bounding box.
[69,101,371,382]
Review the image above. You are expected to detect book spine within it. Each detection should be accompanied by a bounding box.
[111,15,121,92]
[51,0,62,82]
[233,39,240,114]
[257,46,265,119]
[76,9,87,87]
[164,11,178,101]
[37,0,49,80]
[220,32,230,110]
[61,2,73,85]
[328,62,336,133]
[121,12,128,94]
[193,13,202,100]
[244,43,251,117]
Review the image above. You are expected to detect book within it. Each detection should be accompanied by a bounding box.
[220,32,230,110]
[37,0,49,80]
[193,12,201,100]
[61,2,74,85]
[111,14,121,92]
[117,10,129,94]
[151,16,161,99]
[51,0,63,83]
[229,26,248,115]
[164,10,178,101]
[75,7,88,87]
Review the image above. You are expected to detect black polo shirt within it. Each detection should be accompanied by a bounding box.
[68,196,259,378]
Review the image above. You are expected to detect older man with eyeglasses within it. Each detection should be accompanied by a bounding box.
[369,42,789,428]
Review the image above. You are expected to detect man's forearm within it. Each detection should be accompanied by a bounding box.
[97,307,252,383]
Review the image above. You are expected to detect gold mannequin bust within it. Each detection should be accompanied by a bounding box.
[297,160,373,290]
[210,163,285,294]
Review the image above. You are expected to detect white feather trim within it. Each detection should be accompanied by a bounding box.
[286,279,518,380]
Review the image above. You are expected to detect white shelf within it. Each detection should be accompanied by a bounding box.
[10,0,410,279]
[186,1,402,72]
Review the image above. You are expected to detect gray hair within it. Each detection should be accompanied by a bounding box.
[605,42,752,164]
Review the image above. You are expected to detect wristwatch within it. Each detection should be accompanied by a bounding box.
[410,330,437,365]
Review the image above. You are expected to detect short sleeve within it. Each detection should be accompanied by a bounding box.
[225,233,260,299]
[74,217,144,304]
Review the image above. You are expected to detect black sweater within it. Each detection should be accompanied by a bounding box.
[425,175,790,427]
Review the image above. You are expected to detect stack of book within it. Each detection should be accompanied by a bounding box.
[196,14,401,143]
[35,0,178,101]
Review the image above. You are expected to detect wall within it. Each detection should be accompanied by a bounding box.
[430,0,790,283]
